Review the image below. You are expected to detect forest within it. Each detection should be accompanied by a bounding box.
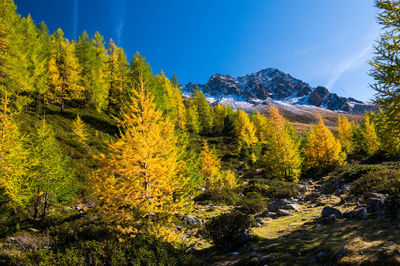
[1,0,400,265]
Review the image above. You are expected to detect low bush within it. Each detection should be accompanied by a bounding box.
[351,169,400,208]
[12,236,192,265]
[237,192,265,214]
[202,211,254,250]
[335,164,385,182]
[194,187,241,205]
[245,179,299,199]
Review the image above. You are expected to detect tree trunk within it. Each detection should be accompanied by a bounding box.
[41,191,48,221]
[33,187,41,220]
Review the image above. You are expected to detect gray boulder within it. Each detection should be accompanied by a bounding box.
[282,203,300,210]
[365,192,386,201]
[322,206,343,219]
[277,209,293,216]
[344,207,368,220]
[268,199,293,212]
[257,210,277,218]
[366,197,385,213]
[183,215,202,225]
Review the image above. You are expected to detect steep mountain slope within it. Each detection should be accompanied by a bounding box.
[182,68,375,114]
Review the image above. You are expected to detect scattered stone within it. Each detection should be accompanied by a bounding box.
[321,206,343,219]
[268,199,293,212]
[281,203,300,210]
[277,209,293,216]
[321,214,337,223]
[304,192,320,202]
[366,197,385,213]
[257,210,277,218]
[365,192,386,201]
[337,246,350,260]
[230,251,239,256]
[343,207,368,220]
[183,215,202,225]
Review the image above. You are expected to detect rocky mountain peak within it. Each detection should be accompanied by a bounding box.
[181,68,375,113]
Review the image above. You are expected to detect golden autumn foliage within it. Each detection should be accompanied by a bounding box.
[72,115,88,143]
[48,32,84,111]
[253,112,269,143]
[303,117,344,170]
[0,94,28,212]
[93,81,188,241]
[214,103,226,134]
[200,141,221,188]
[200,141,237,189]
[338,115,353,154]
[363,114,380,155]
[235,109,257,147]
[262,105,301,182]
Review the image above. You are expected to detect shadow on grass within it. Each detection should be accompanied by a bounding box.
[195,215,400,265]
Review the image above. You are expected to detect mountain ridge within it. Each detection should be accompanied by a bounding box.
[181,68,375,114]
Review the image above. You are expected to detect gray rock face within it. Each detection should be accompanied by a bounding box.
[277,209,293,216]
[322,206,343,219]
[181,68,376,113]
[183,215,202,225]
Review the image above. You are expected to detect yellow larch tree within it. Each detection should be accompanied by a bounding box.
[235,109,258,147]
[199,141,237,189]
[303,117,344,171]
[252,112,269,143]
[200,141,221,188]
[0,94,28,214]
[262,104,301,182]
[337,115,353,154]
[72,115,88,143]
[363,114,380,155]
[214,103,226,134]
[48,30,84,111]
[93,80,188,241]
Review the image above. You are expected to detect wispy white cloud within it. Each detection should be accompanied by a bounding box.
[325,44,372,90]
[73,0,79,40]
[113,0,126,45]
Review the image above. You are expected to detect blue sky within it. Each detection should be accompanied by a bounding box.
[15,0,380,101]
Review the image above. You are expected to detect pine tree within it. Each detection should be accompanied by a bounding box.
[303,117,344,171]
[337,115,353,154]
[235,109,257,147]
[370,0,400,155]
[363,114,380,156]
[262,105,301,182]
[93,80,188,240]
